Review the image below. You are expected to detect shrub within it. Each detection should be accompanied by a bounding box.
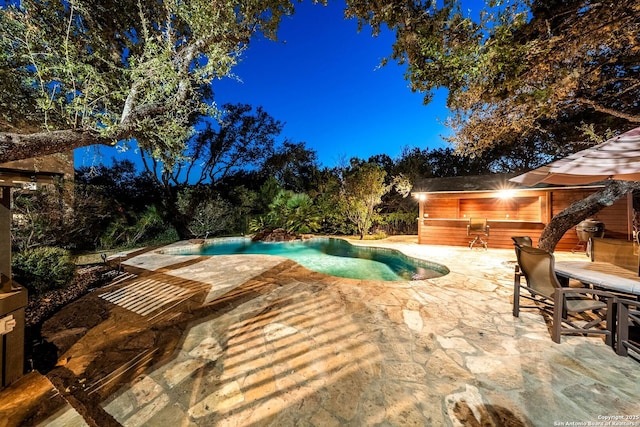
[362,230,388,240]
[249,216,268,233]
[12,247,76,295]
[99,206,175,250]
[145,226,179,246]
[265,190,320,235]
[186,196,235,238]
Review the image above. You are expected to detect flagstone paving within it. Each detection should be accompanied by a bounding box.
[2,236,639,426]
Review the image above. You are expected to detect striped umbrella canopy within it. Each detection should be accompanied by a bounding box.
[510,126,640,186]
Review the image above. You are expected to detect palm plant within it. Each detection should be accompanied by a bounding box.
[261,190,321,235]
[283,193,321,234]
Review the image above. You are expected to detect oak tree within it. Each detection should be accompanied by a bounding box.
[347,0,640,154]
[0,0,306,163]
[342,161,389,239]
[347,0,640,250]
[139,103,284,239]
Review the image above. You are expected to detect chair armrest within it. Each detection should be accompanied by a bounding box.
[552,286,615,345]
[554,287,616,299]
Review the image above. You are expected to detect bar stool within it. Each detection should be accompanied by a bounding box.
[467,218,489,249]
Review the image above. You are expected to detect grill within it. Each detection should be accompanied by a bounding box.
[576,219,605,242]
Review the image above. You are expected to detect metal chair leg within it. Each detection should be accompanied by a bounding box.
[469,235,488,249]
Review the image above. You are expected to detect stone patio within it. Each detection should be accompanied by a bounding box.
[1,236,639,426]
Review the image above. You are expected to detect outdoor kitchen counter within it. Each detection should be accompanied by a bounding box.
[417,218,546,249]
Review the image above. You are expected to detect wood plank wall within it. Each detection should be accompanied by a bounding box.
[551,189,630,252]
[418,219,546,249]
[418,188,631,251]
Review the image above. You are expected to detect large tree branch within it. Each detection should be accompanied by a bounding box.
[0,129,122,163]
[120,80,142,126]
[576,98,640,123]
[538,180,640,251]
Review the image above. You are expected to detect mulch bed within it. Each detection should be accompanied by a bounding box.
[24,265,121,372]
[25,265,118,328]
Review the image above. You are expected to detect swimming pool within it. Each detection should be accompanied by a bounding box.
[172,237,448,281]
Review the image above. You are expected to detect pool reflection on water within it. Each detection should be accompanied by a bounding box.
[174,237,449,282]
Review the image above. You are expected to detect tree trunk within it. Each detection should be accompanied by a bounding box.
[538,180,640,252]
[159,189,195,241]
[164,204,195,240]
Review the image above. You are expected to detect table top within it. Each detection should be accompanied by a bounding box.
[554,260,640,296]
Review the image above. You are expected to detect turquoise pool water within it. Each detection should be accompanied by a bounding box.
[177,237,448,281]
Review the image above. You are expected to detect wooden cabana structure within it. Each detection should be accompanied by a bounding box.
[0,152,72,388]
[412,174,633,252]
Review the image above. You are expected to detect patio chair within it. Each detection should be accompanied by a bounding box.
[467,218,489,249]
[589,237,640,275]
[616,296,640,359]
[511,236,532,248]
[513,245,615,344]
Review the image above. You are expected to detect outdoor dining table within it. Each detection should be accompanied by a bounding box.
[555,261,640,357]
[554,261,640,296]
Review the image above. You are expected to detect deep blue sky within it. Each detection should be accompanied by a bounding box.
[75,1,451,170]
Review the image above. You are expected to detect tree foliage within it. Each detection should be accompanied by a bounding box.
[76,159,161,214]
[139,103,284,239]
[347,0,640,250]
[342,162,389,239]
[261,141,319,193]
[141,103,283,186]
[347,0,640,155]
[12,246,76,295]
[10,177,128,251]
[260,190,321,234]
[177,192,234,238]
[11,184,68,251]
[447,0,640,155]
[0,0,308,162]
[74,159,175,249]
[307,167,349,234]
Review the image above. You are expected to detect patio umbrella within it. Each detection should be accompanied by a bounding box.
[510,126,640,186]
